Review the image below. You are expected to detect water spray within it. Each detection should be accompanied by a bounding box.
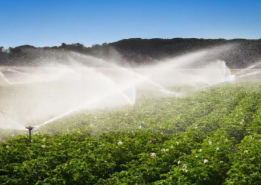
[26,126,34,142]
[0,49,236,133]
[34,76,149,129]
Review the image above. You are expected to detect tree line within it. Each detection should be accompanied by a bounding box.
[1,38,261,68]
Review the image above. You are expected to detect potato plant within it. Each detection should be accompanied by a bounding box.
[1,82,261,184]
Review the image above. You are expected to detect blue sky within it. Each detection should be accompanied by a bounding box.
[0,0,260,48]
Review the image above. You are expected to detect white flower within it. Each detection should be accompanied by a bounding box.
[161,148,169,152]
[118,141,123,145]
[216,147,219,151]
[208,141,212,145]
[199,149,202,152]
[195,155,198,158]
[138,125,142,129]
[6,145,9,149]
[220,161,224,163]
[151,153,156,157]
[181,164,188,172]
[41,145,45,148]
[177,160,181,165]
[244,150,248,153]
[204,159,208,163]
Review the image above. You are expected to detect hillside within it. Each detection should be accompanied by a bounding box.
[1,38,261,68]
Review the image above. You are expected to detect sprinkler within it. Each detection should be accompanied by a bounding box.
[26,126,34,142]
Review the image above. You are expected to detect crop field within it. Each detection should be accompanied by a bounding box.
[1,81,261,184]
[2,0,261,183]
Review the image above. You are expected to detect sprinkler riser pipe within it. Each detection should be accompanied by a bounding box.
[26,126,34,143]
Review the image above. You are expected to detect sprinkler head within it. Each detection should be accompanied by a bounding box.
[26,126,34,131]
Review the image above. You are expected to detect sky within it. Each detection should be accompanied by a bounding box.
[0,0,261,48]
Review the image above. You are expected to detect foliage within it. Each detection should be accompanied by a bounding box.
[1,82,261,184]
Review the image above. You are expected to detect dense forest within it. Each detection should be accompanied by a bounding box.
[1,38,261,68]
